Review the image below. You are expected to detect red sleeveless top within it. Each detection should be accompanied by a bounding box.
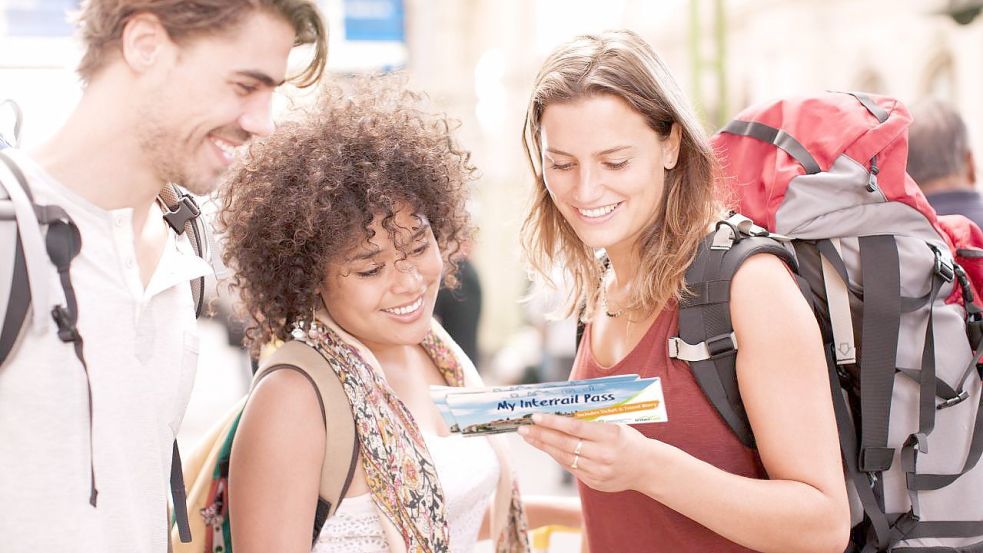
[572,304,766,552]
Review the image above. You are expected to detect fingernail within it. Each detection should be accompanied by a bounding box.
[517,426,529,436]
[531,414,542,423]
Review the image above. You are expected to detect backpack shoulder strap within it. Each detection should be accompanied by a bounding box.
[672,216,797,449]
[157,184,208,318]
[0,99,22,149]
[0,153,33,364]
[255,340,359,538]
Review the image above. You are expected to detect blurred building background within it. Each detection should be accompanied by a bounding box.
[3,0,981,370]
[2,0,982,519]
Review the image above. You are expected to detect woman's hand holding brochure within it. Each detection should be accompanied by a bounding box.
[518,413,662,494]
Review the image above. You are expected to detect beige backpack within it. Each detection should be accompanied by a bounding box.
[171,340,359,552]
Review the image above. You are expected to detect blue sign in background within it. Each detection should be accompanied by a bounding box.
[343,0,404,42]
[4,0,79,37]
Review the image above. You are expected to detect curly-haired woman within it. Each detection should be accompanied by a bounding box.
[217,78,566,553]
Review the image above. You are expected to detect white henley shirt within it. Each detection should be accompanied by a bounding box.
[0,149,211,553]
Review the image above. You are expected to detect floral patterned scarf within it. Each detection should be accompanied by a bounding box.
[298,313,530,553]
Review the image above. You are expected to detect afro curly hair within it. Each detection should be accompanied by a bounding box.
[218,75,476,356]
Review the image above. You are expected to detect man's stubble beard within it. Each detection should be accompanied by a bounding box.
[136,108,219,197]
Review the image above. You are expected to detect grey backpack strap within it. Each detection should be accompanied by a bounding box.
[855,235,903,474]
[0,150,39,365]
[255,340,359,541]
[157,184,208,318]
[673,219,797,450]
[0,169,30,364]
[0,99,21,149]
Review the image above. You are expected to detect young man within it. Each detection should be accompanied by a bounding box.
[0,2,327,552]
[907,99,983,226]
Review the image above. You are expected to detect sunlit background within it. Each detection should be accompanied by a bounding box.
[2,1,981,548]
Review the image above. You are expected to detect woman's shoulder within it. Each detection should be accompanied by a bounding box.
[730,252,797,301]
[729,251,818,339]
[240,368,328,447]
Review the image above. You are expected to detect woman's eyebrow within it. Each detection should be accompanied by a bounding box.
[349,247,382,262]
[410,224,430,240]
[545,145,633,157]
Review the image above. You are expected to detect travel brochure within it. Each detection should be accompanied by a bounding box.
[430,374,668,436]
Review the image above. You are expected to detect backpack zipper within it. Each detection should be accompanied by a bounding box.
[866,155,880,192]
[865,155,887,201]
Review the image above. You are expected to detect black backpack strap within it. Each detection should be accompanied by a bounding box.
[313,428,359,543]
[827,346,892,551]
[170,440,191,543]
[673,218,797,450]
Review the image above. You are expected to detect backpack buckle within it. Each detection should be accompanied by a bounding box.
[937,390,970,410]
[51,305,80,343]
[162,193,201,235]
[892,511,920,537]
[712,213,772,250]
[711,221,741,250]
[706,332,738,358]
[931,247,955,283]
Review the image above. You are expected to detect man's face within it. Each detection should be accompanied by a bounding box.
[136,11,295,195]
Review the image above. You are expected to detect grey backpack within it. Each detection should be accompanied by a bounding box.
[678,92,983,552]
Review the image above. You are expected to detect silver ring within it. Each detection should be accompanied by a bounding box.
[571,453,580,470]
[574,439,584,456]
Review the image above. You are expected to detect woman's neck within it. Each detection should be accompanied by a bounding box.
[605,242,641,296]
[363,339,407,366]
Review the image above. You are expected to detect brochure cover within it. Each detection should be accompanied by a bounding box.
[429,375,641,434]
[431,375,668,436]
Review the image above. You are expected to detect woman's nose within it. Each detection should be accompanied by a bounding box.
[392,260,424,291]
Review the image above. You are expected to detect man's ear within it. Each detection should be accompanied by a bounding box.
[663,123,682,170]
[120,13,171,74]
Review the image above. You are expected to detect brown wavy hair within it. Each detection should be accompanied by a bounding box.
[75,0,327,87]
[219,75,475,356]
[521,30,724,319]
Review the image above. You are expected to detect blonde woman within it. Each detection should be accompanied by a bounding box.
[517,31,849,553]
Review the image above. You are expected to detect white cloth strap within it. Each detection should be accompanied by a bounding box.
[821,238,857,365]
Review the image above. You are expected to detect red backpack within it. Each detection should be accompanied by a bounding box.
[669,91,983,552]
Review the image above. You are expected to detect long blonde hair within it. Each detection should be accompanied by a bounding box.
[521,29,723,320]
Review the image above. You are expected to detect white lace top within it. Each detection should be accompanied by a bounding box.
[312,432,500,553]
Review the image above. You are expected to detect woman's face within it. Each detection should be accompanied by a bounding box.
[539,93,681,255]
[320,206,443,352]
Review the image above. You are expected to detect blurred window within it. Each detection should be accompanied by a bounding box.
[2,0,79,37]
[924,52,956,104]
